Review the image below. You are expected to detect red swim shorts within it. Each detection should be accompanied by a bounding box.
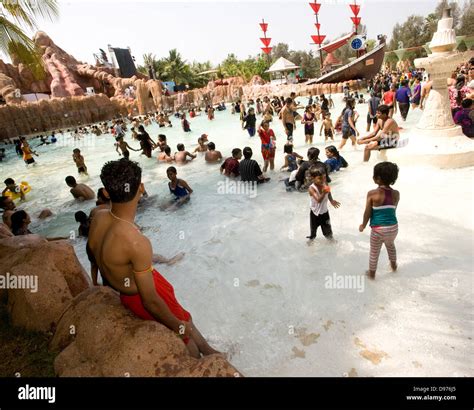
[120,269,191,343]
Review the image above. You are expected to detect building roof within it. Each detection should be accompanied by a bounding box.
[265,57,300,73]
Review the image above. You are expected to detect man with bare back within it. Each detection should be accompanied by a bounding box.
[87,159,220,358]
[357,105,400,162]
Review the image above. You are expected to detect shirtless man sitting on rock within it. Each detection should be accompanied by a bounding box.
[87,159,221,358]
[357,104,400,162]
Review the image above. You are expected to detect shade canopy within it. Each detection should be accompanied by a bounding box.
[265,57,300,73]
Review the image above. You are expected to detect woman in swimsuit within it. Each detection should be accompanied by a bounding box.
[302,106,316,144]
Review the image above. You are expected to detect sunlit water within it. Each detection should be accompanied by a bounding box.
[1,94,472,377]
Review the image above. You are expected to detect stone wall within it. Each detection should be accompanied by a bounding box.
[0,94,127,139]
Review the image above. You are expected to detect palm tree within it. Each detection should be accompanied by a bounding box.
[0,1,59,78]
[163,49,188,84]
[138,53,167,80]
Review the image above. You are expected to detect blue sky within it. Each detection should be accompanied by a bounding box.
[15,0,441,66]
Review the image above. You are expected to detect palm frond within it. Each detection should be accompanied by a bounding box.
[7,40,46,80]
[1,0,59,30]
[0,17,46,81]
[0,15,36,55]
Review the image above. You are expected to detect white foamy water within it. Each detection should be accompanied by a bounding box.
[2,94,473,377]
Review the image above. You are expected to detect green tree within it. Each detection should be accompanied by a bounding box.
[0,1,59,79]
[188,60,213,88]
[221,53,240,77]
[163,49,190,84]
[137,53,168,80]
[458,0,474,35]
[435,0,461,28]
[270,43,290,61]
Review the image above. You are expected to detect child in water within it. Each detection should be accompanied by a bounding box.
[324,146,348,172]
[74,211,90,237]
[359,162,400,280]
[320,113,335,142]
[281,143,303,172]
[307,167,340,242]
[72,148,88,175]
[161,166,193,211]
[243,108,257,137]
[181,114,191,132]
[2,178,26,201]
[115,136,139,160]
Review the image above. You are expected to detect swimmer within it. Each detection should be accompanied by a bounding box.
[10,210,66,241]
[115,136,139,160]
[20,137,38,166]
[166,167,193,205]
[281,144,303,172]
[72,148,88,175]
[193,137,208,153]
[0,195,17,227]
[157,134,167,149]
[2,178,25,202]
[181,114,191,132]
[220,148,242,178]
[75,211,90,237]
[65,176,95,201]
[157,145,175,163]
[204,142,223,163]
[174,143,196,164]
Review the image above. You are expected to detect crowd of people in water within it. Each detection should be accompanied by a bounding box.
[1,60,473,357]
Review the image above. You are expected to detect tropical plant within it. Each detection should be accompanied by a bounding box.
[0,0,59,79]
[163,49,190,84]
[458,0,474,35]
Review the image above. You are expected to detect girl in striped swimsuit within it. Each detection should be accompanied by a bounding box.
[359,162,400,279]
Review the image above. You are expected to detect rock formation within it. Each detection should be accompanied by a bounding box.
[51,287,242,377]
[0,235,90,332]
[0,94,129,140]
[0,235,242,377]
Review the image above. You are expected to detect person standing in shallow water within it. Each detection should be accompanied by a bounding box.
[258,121,276,172]
[395,80,411,121]
[137,125,155,158]
[243,108,257,137]
[87,160,222,358]
[359,162,400,280]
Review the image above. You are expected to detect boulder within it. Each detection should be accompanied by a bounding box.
[51,287,242,377]
[0,235,90,332]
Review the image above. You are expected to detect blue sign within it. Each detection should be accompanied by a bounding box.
[351,37,364,50]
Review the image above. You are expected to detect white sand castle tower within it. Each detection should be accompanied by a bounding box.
[382,8,474,168]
